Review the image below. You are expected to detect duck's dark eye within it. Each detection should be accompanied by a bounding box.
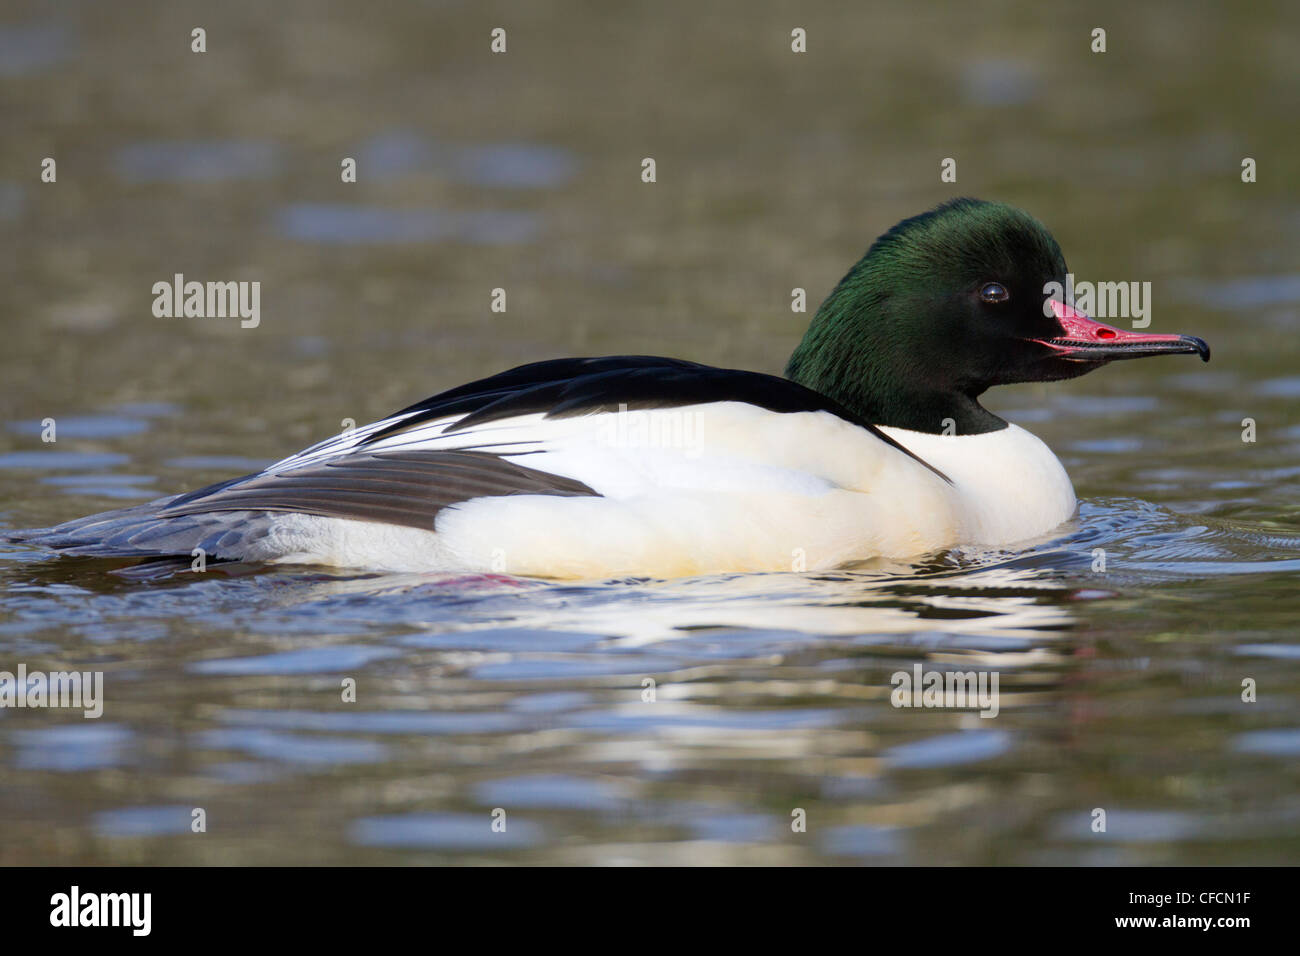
[980,282,1010,304]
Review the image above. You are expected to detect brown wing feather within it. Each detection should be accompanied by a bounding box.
[157,449,598,531]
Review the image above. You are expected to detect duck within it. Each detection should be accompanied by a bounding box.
[11,199,1209,579]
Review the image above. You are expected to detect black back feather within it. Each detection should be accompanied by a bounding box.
[366,356,949,481]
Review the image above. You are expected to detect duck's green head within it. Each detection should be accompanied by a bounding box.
[785,198,1209,434]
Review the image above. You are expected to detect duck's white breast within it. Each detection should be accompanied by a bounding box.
[876,423,1077,546]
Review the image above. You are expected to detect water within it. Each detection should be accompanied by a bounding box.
[1,0,1298,865]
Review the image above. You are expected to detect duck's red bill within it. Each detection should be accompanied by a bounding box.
[1037,299,1210,362]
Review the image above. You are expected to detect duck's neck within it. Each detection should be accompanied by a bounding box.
[842,387,1006,435]
[784,283,1007,436]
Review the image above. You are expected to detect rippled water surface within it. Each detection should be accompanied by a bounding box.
[1,1,1298,864]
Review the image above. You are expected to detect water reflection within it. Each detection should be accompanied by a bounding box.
[0,21,71,75]
[0,540,1098,863]
[113,141,282,184]
[274,204,542,245]
[356,131,579,188]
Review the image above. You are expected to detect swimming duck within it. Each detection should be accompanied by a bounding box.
[13,199,1209,578]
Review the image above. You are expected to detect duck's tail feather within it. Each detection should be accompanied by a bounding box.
[6,496,280,561]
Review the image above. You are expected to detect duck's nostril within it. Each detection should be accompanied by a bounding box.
[1095,327,1117,340]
